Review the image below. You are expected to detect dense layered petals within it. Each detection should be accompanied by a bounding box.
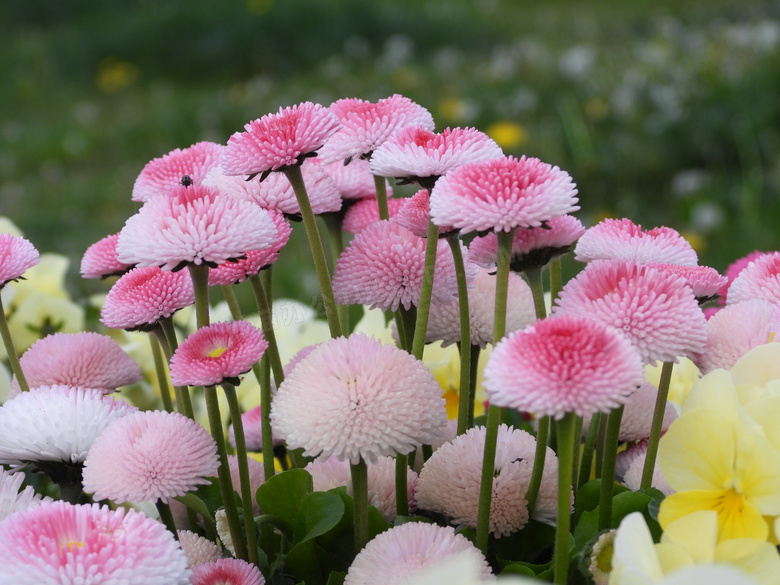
[720,251,768,303]
[320,158,392,199]
[395,189,453,237]
[648,263,728,301]
[342,197,406,234]
[727,252,780,307]
[178,530,222,569]
[191,558,264,585]
[0,468,50,522]
[0,234,39,288]
[80,233,134,279]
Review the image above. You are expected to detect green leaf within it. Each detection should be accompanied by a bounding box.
[293,491,345,546]
[256,469,313,524]
[494,520,556,565]
[500,563,536,577]
[574,479,629,522]
[325,572,346,585]
[285,540,328,585]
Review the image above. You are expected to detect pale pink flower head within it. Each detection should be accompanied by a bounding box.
[0,234,39,288]
[319,94,435,164]
[719,250,767,303]
[0,468,51,522]
[574,218,698,266]
[333,220,465,312]
[305,455,417,522]
[177,530,222,569]
[553,260,708,364]
[623,450,673,496]
[228,405,283,451]
[426,266,536,348]
[647,263,728,304]
[117,184,278,271]
[416,424,562,535]
[342,197,406,234]
[395,189,454,238]
[430,155,579,234]
[80,233,134,279]
[320,158,393,200]
[9,332,142,397]
[101,266,195,331]
[469,214,586,271]
[132,141,224,202]
[191,558,264,585]
[344,522,494,585]
[369,126,503,188]
[727,251,780,307]
[0,501,189,585]
[82,409,218,504]
[222,102,340,177]
[270,334,447,464]
[226,455,265,516]
[208,211,292,286]
[169,321,267,387]
[0,385,136,466]
[484,315,645,419]
[695,299,780,374]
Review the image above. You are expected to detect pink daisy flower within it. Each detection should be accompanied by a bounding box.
[229,406,264,451]
[484,315,645,419]
[727,251,780,307]
[695,299,780,374]
[468,214,586,270]
[320,158,393,200]
[270,334,447,464]
[647,263,728,303]
[226,455,265,516]
[342,197,406,234]
[8,332,142,398]
[319,94,435,164]
[622,450,673,496]
[344,522,494,585]
[117,184,277,271]
[177,530,222,569]
[0,234,39,288]
[222,102,340,177]
[82,409,218,504]
[0,501,189,585]
[132,141,224,202]
[208,211,292,286]
[553,260,708,364]
[369,126,503,186]
[615,440,648,482]
[0,468,51,522]
[430,156,579,234]
[426,266,536,348]
[191,558,264,585]
[395,189,454,238]
[416,424,563,535]
[101,266,195,331]
[305,455,418,522]
[0,385,136,466]
[80,233,134,279]
[574,218,698,266]
[719,250,767,303]
[332,220,463,312]
[169,321,267,387]
[204,159,342,216]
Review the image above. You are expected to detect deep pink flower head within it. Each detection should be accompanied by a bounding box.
[430,156,579,234]
[0,501,189,585]
[695,299,780,374]
[270,334,447,464]
[553,260,708,364]
[427,266,536,348]
[574,218,698,266]
[719,250,767,303]
[484,315,644,419]
[222,102,340,176]
[82,410,219,504]
[204,159,342,216]
[117,184,277,271]
[469,215,585,271]
[332,220,464,312]
[169,321,267,387]
[80,233,134,279]
[101,266,195,331]
[191,558,264,585]
[395,189,454,238]
[369,126,503,185]
[342,197,406,234]
[208,211,292,286]
[132,141,224,202]
[320,158,392,200]
[0,386,136,466]
[9,332,142,397]
[0,234,39,288]
[344,522,494,585]
[416,424,562,535]
[646,263,727,303]
[319,94,435,164]
[727,251,780,307]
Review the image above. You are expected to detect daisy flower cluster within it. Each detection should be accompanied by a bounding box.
[0,92,778,585]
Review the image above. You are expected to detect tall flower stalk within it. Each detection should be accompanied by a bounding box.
[640,361,675,489]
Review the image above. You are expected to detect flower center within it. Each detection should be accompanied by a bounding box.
[63,540,85,554]
[714,488,746,522]
[209,346,228,358]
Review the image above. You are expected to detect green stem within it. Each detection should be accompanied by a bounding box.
[188,264,211,329]
[395,454,409,517]
[205,386,248,561]
[448,237,473,437]
[595,413,608,479]
[156,500,179,538]
[58,479,83,505]
[399,305,417,352]
[524,264,548,320]
[599,406,624,531]
[578,412,601,488]
[373,174,390,221]
[221,285,242,320]
[549,256,564,305]
[467,344,481,429]
[323,212,350,335]
[248,274,285,388]
[394,311,408,351]
[410,219,440,360]
[0,294,29,392]
[156,320,194,420]
[571,416,583,496]
[641,361,674,490]
[257,355,276,478]
[282,165,342,337]
[553,413,577,585]
[525,415,549,519]
[148,333,174,412]
[223,382,259,564]
[351,458,369,553]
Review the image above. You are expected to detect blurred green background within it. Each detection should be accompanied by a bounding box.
[2,0,779,301]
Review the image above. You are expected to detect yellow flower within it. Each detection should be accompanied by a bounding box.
[646,357,700,407]
[486,120,526,150]
[6,254,71,309]
[0,217,24,237]
[5,293,85,355]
